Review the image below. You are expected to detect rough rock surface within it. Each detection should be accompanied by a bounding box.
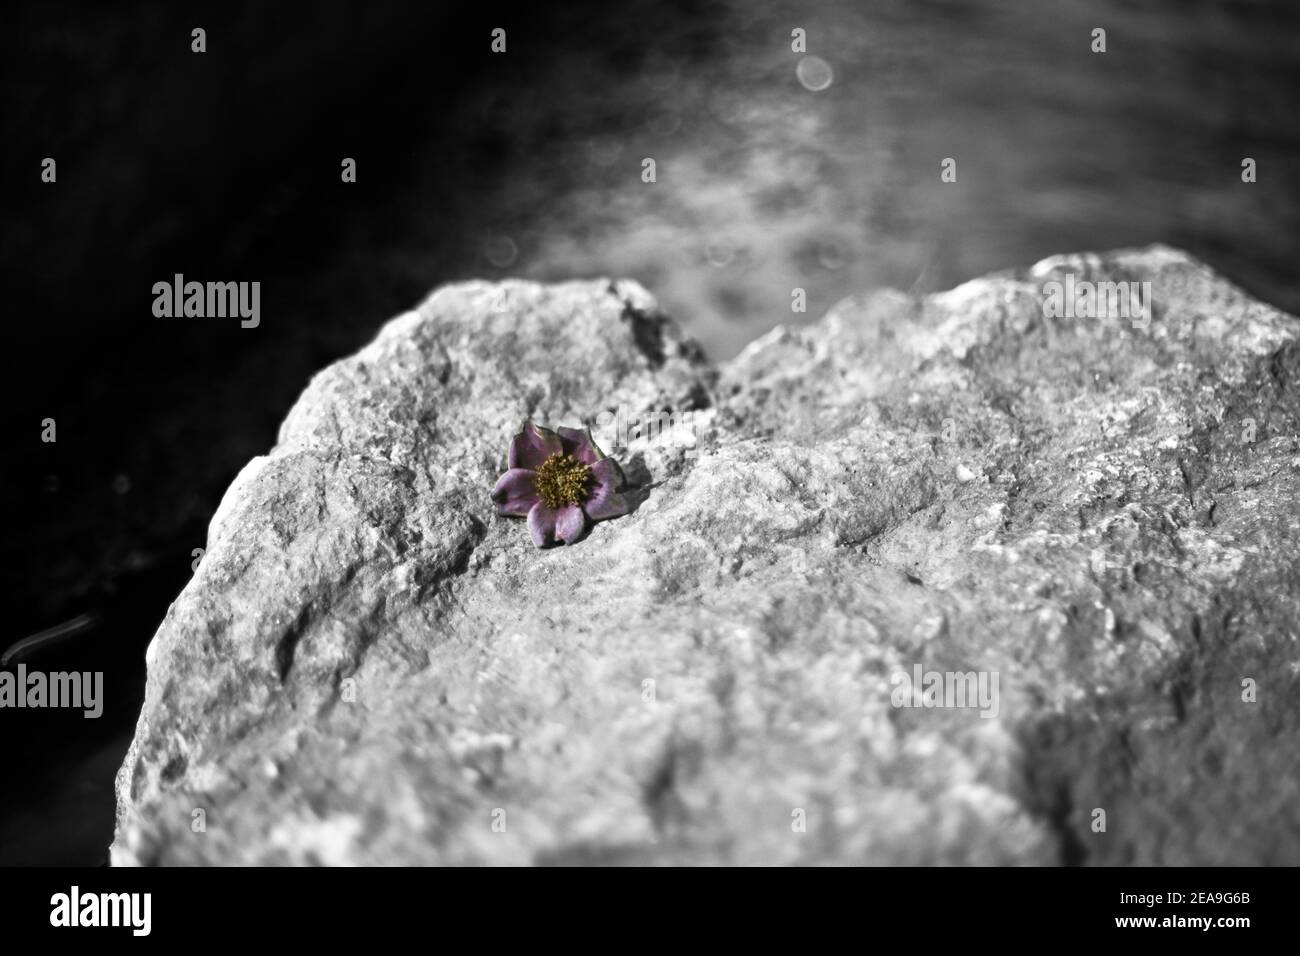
[113,247,1300,865]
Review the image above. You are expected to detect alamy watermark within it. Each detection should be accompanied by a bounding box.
[152,273,260,328]
[1041,274,1152,330]
[0,664,103,718]
[592,404,699,458]
[50,886,150,936]
[890,665,999,719]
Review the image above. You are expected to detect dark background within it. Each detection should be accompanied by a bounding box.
[2,0,1298,865]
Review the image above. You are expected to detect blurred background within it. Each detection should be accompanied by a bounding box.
[2,0,1298,864]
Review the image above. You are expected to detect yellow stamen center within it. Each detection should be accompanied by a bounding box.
[534,453,592,509]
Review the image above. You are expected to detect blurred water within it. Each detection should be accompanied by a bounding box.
[432,0,1300,359]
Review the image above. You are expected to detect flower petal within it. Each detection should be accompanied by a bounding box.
[557,425,605,465]
[584,473,628,523]
[584,458,629,520]
[509,422,563,470]
[585,489,630,521]
[589,457,625,491]
[527,502,561,547]
[554,504,588,544]
[491,468,539,516]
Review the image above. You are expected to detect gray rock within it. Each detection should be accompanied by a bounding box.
[113,248,1300,865]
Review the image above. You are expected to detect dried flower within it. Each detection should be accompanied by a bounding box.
[492,422,630,546]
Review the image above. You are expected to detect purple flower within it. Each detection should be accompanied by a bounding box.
[491,422,631,547]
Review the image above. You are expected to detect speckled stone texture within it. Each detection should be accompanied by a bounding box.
[113,247,1300,865]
